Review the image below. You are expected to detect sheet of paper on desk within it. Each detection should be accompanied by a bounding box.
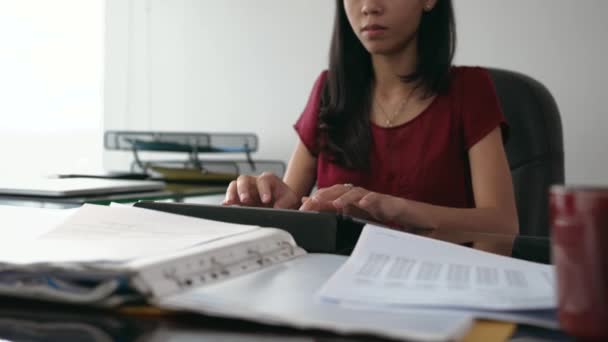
[318,225,556,311]
[0,205,76,241]
[0,204,258,264]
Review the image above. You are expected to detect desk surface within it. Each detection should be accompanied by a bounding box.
[0,299,573,342]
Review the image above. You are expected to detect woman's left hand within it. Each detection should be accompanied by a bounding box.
[299,184,404,223]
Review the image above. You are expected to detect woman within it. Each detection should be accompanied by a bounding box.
[224,0,518,235]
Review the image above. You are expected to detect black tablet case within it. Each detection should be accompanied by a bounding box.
[134,201,366,255]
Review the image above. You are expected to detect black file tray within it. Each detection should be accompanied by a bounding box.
[104,131,286,179]
[105,131,258,153]
[134,202,366,255]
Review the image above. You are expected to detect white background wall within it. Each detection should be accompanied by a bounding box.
[0,0,104,178]
[454,0,608,185]
[104,0,334,170]
[105,0,608,185]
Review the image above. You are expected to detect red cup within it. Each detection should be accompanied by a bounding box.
[550,186,608,340]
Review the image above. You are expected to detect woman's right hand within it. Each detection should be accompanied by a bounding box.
[222,172,299,209]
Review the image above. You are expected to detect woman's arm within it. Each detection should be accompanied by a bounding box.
[303,127,519,235]
[388,127,517,234]
[283,140,318,199]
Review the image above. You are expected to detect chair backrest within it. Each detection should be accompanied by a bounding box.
[488,68,565,237]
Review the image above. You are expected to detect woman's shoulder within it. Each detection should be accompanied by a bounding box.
[293,70,330,156]
[449,66,494,88]
[313,69,329,85]
[305,70,329,100]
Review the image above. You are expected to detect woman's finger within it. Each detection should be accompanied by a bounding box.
[257,173,277,204]
[312,184,353,202]
[358,192,397,222]
[236,175,259,205]
[342,204,374,221]
[299,197,319,211]
[223,180,239,205]
[332,187,368,209]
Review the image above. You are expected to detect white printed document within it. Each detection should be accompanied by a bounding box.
[318,225,556,311]
[0,204,257,264]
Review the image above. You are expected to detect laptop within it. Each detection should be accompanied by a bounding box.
[0,178,165,198]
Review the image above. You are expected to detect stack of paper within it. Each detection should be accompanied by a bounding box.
[316,225,558,329]
[0,204,277,305]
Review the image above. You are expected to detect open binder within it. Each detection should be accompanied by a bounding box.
[0,204,304,305]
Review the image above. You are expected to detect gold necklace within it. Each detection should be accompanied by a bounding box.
[375,88,416,127]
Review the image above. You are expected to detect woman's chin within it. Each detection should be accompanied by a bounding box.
[363,43,402,56]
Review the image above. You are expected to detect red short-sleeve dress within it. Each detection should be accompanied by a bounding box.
[294,67,507,209]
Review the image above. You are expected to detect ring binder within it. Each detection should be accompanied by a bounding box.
[131,228,305,298]
[0,204,307,305]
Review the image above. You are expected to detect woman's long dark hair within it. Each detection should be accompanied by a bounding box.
[319,0,456,170]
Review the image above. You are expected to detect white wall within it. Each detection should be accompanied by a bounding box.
[105,0,608,185]
[453,0,608,185]
[0,0,104,178]
[104,0,334,170]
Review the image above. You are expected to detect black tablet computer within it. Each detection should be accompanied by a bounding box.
[134,201,367,254]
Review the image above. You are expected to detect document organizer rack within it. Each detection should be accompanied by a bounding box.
[104,131,285,182]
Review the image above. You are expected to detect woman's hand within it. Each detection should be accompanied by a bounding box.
[299,184,405,223]
[223,172,299,209]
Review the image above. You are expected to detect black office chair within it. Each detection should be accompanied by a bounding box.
[488,68,565,237]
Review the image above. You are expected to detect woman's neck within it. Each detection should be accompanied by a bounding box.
[371,40,418,99]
